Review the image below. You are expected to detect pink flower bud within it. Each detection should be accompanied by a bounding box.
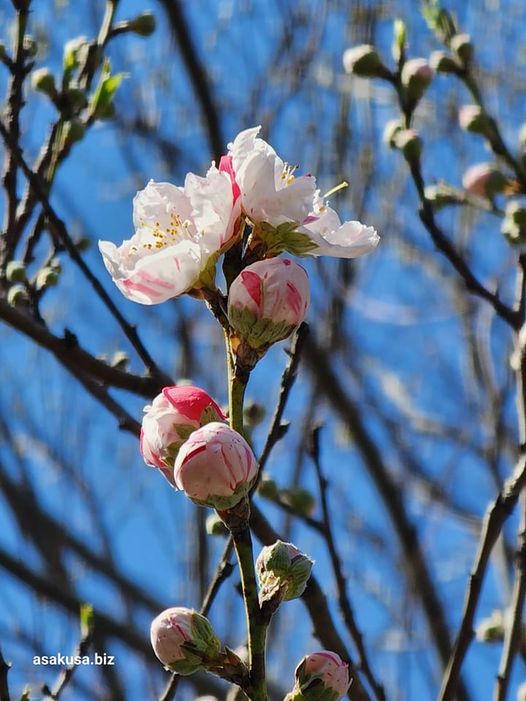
[288,651,350,700]
[150,607,221,675]
[401,58,433,101]
[228,258,309,349]
[173,422,257,509]
[462,163,508,198]
[140,386,226,483]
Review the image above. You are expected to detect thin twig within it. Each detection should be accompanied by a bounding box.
[0,117,170,382]
[309,426,386,701]
[493,499,526,701]
[437,451,526,701]
[0,648,11,701]
[257,323,308,476]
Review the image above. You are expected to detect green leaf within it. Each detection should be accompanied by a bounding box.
[90,60,126,119]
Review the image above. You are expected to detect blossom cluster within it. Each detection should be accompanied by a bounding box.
[100,127,378,700]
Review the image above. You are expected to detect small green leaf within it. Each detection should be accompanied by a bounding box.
[90,60,126,119]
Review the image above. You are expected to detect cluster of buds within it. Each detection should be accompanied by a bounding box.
[285,651,351,701]
[140,385,225,483]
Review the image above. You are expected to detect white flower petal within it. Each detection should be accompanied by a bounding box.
[99,239,203,304]
[301,203,379,258]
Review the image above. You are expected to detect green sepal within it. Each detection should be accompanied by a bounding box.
[229,306,296,350]
[258,221,318,257]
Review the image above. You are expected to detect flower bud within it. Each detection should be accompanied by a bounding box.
[256,540,313,603]
[141,386,226,480]
[6,260,26,283]
[228,258,309,350]
[458,105,492,136]
[63,36,89,72]
[173,422,257,509]
[257,473,279,500]
[35,266,59,291]
[282,487,316,517]
[475,609,504,643]
[129,12,156,36]
[31,68,56,97]
[7,284,29,307]
[110,351,129,369]
[150,607,221,675]
[502,202,526,246]
[206,512,229,536]
[519,123,526,148]
[450,33,473,65]
[286,651,351,701]
[462,163,508,198]
[383,119,404,148]
[517,681,526,701]
[342,45,389,79]
[23,36,38,58]
[244,400,266,428]
[401,58,433,102]
[429,50,459,74]
[392,19,407,64]
[393,128,422,161]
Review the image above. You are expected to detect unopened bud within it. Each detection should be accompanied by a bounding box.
[342,44,390,79]
[458,105,492,136]
[128,12,156,36]
[451,33,473,65]
[475,609,504,643]
[244,400,266,427]
[393,128,422,161]
[6,260,26,283]
[31,68,56,97]
[75,236,91,252]
[23,36,37,58]
[228,258,310,350]
[150,607,221,675]
[429,50,459,74]
[174,423,257,510]
[36,267,59,291]
[110,351,129,369]
[257,474,279,500]
[519,123,526,148]
[462,163,508,198]
[502,201,526,245]
[392,19,407,64]
[285,651,351,701]
[401,58,433,102]
[205,512,229,536]
[383,119,404,148]
[256,540,313,603]
[63,36,89,72]
[7,284,29,307]
[282,488,316,517]
[141,386,226,475]
[517,681,526,701]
